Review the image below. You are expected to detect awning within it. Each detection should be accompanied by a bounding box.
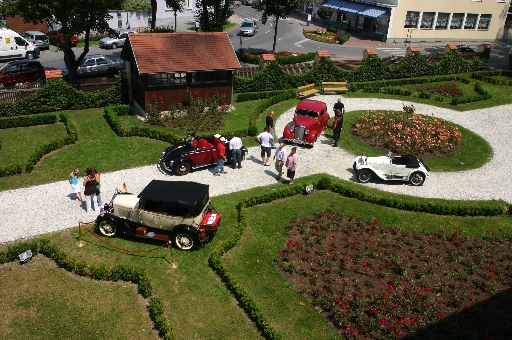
[323,0,367,15]
[323,0,389,18]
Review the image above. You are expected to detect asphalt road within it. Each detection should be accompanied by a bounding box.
[37,45,122,70]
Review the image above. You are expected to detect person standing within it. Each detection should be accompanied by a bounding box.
[91,168,102,206]
[272,142,287,180]
[285,147,298,185]
[228,132,243,169]
[266,111,275,147]
[214,137,228,176]
[83,168,99,213]
[333,98,345,117]
[195,21,199,32]
[68,168,83,202]
[256,127,273,166]
[332,112,344,147]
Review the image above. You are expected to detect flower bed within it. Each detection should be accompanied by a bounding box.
[416,82,464,98]
[277,210,512,339]
[304,29,337,43]
[352,110,462,156]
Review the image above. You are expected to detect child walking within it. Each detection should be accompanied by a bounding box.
[68,168,83,202]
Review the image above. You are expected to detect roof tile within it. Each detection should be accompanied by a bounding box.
[365,49,378,55]
[126,32,240,74]
[261,54,275,61]
[446,44,457,49]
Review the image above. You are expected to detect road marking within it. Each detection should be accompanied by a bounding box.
[294,39,308,48]
[376,47,406,55]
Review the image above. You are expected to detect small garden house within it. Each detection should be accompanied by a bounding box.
[121,32,240,115]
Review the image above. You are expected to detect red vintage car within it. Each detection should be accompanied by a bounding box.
[282,99,330,146]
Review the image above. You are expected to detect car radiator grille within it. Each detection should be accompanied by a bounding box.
[294,126,305,140]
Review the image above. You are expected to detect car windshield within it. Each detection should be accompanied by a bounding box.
[0,62,12,72]
[295,109,319,119]
[108,33,120,38]
[241,22,254,27]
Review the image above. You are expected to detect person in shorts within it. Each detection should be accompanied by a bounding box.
[68,167,83,202]
[285,147,298,185]
[256,127,273,166]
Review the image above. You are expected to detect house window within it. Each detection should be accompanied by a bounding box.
[420,12,435,29]
[450,13,464,29]
[435,13,450,29]
[191,71,229,83]
[148,72,187,86]
[477,14,491,30]
[404,11,420,28]
[464,14,478,29]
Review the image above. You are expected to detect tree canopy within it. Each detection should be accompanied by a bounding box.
[254,0,302,52]
[195,0,236,32]
[0,0,124,83]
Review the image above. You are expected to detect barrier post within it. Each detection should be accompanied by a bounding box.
[168,242,178,269]
[76,221,85,248]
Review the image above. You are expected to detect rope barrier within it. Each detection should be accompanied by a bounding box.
[78,221,170,253]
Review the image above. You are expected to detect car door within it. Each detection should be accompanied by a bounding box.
[79,58,96,77]
[118,33,128,47]
[94,57,110,76]
[2,63,20,86]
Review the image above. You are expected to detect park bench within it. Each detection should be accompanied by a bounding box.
[298,83,320,97]
[322,81,348,93]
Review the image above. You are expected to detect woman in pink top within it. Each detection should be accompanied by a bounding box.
[285,147,298,185]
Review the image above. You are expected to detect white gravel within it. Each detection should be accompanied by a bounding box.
[1,96,511,244]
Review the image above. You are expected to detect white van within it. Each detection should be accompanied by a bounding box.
[0,28,40,61]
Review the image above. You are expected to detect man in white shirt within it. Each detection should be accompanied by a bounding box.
[272,142,287,180]
[228,132,243,169]
[256,127,273,166]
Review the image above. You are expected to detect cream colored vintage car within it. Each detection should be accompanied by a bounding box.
[95,180,221,250]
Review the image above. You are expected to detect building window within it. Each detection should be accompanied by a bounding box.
[191,71,229,83]
[477,14,491,30]
[404,11,420,28]
[435,13,450,29]
[420,12,435,29]
[464,14,478,29]
[450,13,464,29]
[148,72,187,86]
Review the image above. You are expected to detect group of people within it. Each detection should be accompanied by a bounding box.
[68,167,102,213]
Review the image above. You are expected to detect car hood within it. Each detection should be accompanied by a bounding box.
[239,27,254,31]
[365,156,390,167]
[293,115,318,129]
[100,37,119,43]
[163,143,194,158]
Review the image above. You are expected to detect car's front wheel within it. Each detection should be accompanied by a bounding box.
[26,52,35,60]
[409,172,425,186]
[174,161,191,176]
[357,169,372,183]
[172,231,197,251]
[34,76,45,85]
[107,67,117,77]
[98,220,117,237]
[112,43,118,49]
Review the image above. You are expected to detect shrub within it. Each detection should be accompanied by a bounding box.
[317,7,334,21]
[326,26,337,33]
[337,31,351,45]
[347,55,391,82]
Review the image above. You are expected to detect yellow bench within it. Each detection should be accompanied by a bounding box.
[322,81,348,92]
[298,83,320,97]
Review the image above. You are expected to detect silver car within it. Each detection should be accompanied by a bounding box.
[60,55,125,79]
[21,31,50,50]
[239,20,258,36]
[99,29,137,49]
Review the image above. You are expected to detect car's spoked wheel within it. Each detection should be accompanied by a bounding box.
[409,172,425,186]
[98,221,117,237]
[173,232,197,251]
[174,161,191,176]
[357,169,372,183]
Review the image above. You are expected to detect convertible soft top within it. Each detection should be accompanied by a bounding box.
[138,180,209,212]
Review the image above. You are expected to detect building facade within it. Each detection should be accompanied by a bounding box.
[318,0,510,43]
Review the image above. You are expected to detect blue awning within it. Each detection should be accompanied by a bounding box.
[323,0,367,15]
[323,0,388,18]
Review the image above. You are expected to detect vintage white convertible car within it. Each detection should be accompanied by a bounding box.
[353,152,430,186]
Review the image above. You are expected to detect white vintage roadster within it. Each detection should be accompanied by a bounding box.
[353,152,430,186]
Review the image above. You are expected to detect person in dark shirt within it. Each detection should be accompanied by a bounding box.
[333,98,345,117]
[266,111,275,147]
[332,112,344,147]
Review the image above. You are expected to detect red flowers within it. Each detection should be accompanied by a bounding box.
[151,93,156,99]
[387,284,396,291]
[193,91,199,96]
[286,241,293,247]
[424,287,431,293]
[374,218,380,224]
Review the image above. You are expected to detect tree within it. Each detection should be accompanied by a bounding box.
[0,0,123,84]
[126,0,151,11]
[151,0,157,31]
[255,0,301,53]
[195,0,236,32]
[316,6,333,22]
[166,0,186,31]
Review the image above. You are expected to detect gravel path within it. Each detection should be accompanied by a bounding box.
[1,96,511,244]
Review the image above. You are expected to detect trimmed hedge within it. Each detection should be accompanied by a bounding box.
[0,76,126,117]
[0,114,57,129]
[450,82,492,105]
[348,74,471,92]
[0,238,176,340]
[471,70,512,86]
[235,49,315,65]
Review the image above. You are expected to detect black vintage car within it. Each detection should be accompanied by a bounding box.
[159,135,248,176]
[96,180,221,250]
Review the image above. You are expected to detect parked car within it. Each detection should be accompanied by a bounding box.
[99,29,137,49]
[457,45,476,53]
[95,180,221,250]
[239,20,258,36]
[241,0,253,5]
[21,31,50,50]
[282,99,330,147]
[160,134,248,176]
[353,152,430,186]
[0,59,45,88]
[59,54,124,79]
[47,30,78,47]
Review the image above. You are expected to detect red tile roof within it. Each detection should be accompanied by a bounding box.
[408,46,420,52]
[125,32,240,74]
[261,54,275,61]
[365,49,378,55]
[446,44,457,50]
[317,50,330,57]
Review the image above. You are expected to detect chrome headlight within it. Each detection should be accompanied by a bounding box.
[169,160,174,166]
[290,126,294,132]
[304,129,309,135]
